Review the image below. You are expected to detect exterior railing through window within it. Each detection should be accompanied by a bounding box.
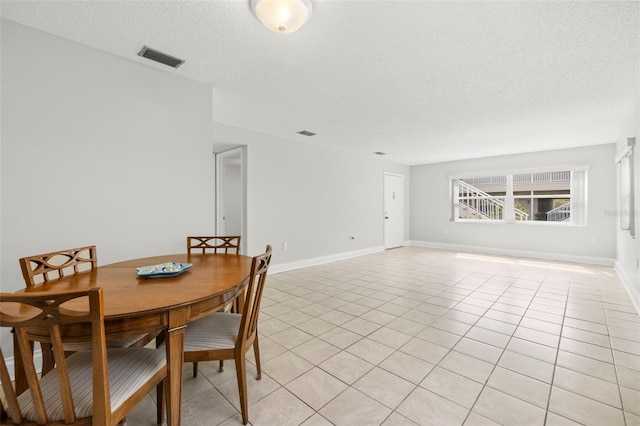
[546,203,571,222]
[458,180,529,220]
[463,171,570,187]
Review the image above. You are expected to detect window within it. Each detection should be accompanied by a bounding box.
[617,138,635,237]
[457,175,507,220]
[451,168,588,225]
[513,172,571,222]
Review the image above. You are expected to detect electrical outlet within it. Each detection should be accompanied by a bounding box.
[591,237,597,244]
[282,242,288,251]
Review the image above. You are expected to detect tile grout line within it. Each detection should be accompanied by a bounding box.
[603,283,630,426]
[360,266,490,423]
[259,272,424,425]
[542,276,570,425]
[283,262,487,424]
[463,271,550,425]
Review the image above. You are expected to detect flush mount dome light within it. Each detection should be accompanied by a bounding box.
[250,0,313,34]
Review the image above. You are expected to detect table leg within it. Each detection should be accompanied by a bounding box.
[235,289,245,314]
[164,309,188,426]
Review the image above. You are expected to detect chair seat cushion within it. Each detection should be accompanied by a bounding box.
[182,312,241,352]
[17,347,166,422]
[62,333,149,352]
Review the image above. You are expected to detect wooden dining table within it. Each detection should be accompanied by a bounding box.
[13,252,254,425]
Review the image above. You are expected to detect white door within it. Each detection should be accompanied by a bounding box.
[216,147,244,252]
[384,173,404,249]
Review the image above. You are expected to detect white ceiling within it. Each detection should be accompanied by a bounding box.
[2,0,639,165]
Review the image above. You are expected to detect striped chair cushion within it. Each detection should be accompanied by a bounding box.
[181,312,241,352]
[17,347,166,422]
[62,333,148,352]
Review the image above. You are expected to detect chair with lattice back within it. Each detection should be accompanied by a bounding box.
[157,245,272,425]
[185,236,242,376]
[19,245,99,287]
[187,236,241,255]
[18,246,157,376]
[0,288,167,425]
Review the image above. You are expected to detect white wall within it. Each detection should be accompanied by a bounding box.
[0,15,4,306]
[1,22,214,347]
[410,144,617,264]
[615,99,640,310]
[210,122,410,269]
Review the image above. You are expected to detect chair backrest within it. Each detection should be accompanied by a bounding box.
[19,246,98,287]
[0,288,110,424]
[237,245,272,349]
[187,236,241,255]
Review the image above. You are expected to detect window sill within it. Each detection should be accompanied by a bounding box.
[454,219,584,227]
[454,219,505,224]
[513,220,584,227]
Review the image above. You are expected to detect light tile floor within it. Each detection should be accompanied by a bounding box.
[127,247,640,426]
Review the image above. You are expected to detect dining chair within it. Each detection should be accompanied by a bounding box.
[186,236,242,376]
[187,235,241,255]
[18,246,157,376]
[19,245,99,286]
[157,245,272,425]
[0,288,167,425]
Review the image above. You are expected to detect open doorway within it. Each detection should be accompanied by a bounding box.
[216,147,246,253]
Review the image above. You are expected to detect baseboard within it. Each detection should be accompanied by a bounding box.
[406,240,615,266]
[270,245,386,274]
[614,260,640,315]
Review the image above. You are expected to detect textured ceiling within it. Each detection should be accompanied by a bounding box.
[2,0,639,165]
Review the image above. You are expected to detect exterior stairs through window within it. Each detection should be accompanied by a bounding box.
[458,180,529,220]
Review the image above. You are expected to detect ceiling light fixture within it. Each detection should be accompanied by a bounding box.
[250,0,313,34]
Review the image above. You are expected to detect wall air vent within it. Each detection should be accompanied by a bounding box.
[373,151,387,155]
[137,46,185,69]
[297,130,316,137]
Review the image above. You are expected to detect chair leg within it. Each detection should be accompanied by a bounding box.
[215,299,236,376]
[253,337,262,380]
[156,380,164,425]
[40,342,55,376]
[193,361,198,378]
[235,355,249,425]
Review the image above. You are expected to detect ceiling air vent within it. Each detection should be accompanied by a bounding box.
[373,151,387,155]
[137,46,185,69]
[297,130,316,137]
